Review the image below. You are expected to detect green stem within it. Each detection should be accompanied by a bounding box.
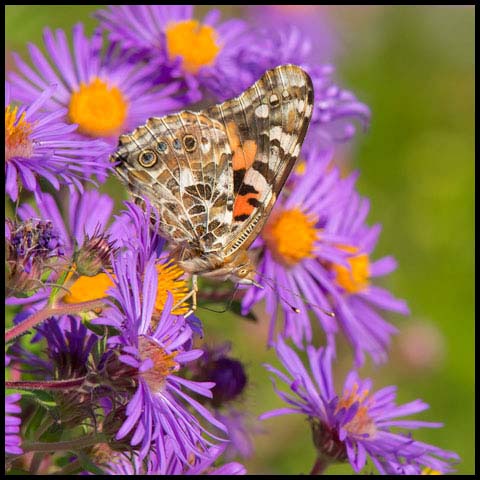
[5,298,108,343]
[6,377,86,391]
[22,433,107,453]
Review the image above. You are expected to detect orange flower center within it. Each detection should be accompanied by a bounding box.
[294,160,307,176]
[68,77,128,137]
[165,20,221,74]
[64,260,188,314]
[421,467,442,475]
[5,105,34,161]
[138,336,179,391]
[335,382,376,438]
[331,245,370,294]
[63,272,113,304]
[155,260,189,316]
[263,208,318,267]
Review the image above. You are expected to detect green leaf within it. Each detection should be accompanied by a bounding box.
[21,389,58,408]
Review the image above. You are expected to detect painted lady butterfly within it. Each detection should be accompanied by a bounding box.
[111,64,313,313]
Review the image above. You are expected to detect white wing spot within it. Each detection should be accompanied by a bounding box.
[255,104,269,118]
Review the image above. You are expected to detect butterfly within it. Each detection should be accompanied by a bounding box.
[111,64,313,313]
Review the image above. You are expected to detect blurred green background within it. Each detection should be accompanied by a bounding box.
[5,5,474,475]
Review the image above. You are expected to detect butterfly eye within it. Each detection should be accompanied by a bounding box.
[183,134,197,152]
[237,267,248,277]
[138,150,157,168]
[157,141,168,153]
[173,139,182,150]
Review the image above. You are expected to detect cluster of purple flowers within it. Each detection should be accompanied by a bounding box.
[5,4,459,475]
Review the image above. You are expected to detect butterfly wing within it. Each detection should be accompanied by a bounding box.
[203,64,314,259]
[111,111,234,253]
[111,64,313,266]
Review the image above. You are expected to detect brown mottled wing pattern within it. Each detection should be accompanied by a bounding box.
[110,64,313,266]
[204,64,314,258]
[111,111,234,254]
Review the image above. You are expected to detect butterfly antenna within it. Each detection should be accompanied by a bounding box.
[198,284,244,315]
[198,286,239,315]
[254,271,335,318]
[227,283,240,311]
[254,271,302,314]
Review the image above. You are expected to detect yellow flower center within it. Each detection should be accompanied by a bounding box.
[138,336,179,391]
[294,160,307,176]
[68,78,128,137]
[421,467,442,475]
[64,260,188,315]
[5,105,34,162]
[335,382,376,438]
[155,260,189,316]
[165,20,221,74]
[63,272,113,304]
[331,245,370,294]
[262,208,318,267]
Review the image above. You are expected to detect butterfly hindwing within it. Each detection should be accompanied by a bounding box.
[204,64,314,258]
[112,112,234,252]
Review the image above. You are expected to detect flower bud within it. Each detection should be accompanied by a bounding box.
[190,343,248,408]
[74,231,116,277]
[5,218,64,297]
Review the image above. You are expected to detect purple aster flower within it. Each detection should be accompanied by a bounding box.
[160,442,247,475]
[5,81,108,201]
[261,337,459,474]
[5,355,23,456]
[233,26,370,150]
[241,147,409,365]
[110,199,207,328]
[109,199,166,269]
[246,5,338,64]
[96,249,227,465]
[318,179,410,365]
[7,189,117,328]
[241,147,355,348]
[101,442,246,475]
[96,5,257,102]
[8,23,185,156]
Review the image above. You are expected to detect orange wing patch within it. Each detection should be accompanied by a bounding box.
[233,188,260,221]
[226,121,257,171]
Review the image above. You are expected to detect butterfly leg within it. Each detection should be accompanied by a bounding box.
[172,274,198,318]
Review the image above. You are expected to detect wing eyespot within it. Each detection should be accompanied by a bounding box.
[173,138,182,150]
[183,134,197,152]
[138,149,157,168]
[157,141,169,154]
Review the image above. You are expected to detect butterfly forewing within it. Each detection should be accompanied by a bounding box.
[204,64,314,257]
